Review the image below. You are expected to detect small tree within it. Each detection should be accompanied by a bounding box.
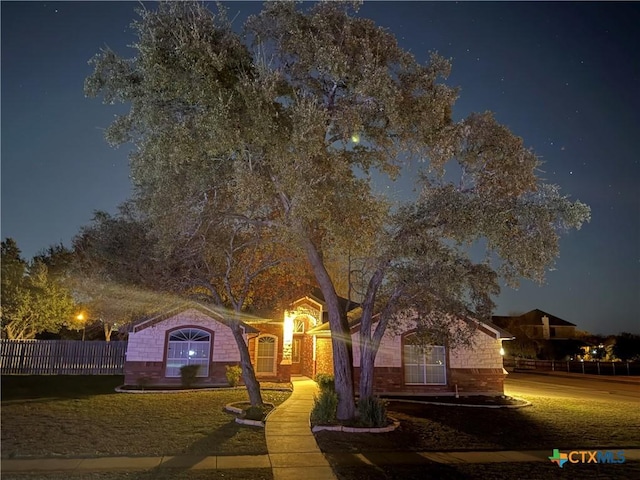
[1,239,76,339]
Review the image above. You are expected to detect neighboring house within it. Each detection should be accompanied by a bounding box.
[125,291,513,396]
[492,309,576,340]
[492,309,585,360]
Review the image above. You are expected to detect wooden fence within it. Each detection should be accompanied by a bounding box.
[0,340,127,375]
[504,358,640,376]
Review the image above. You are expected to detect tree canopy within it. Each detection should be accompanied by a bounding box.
[1,238,77,340]
[86,1,590,419]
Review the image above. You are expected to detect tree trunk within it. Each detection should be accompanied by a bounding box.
[359,347,376,399]
[104,323,112,342]
[304,237,356,420]
[229,322,264,407]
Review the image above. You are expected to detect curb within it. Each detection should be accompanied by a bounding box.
[312,416,400,434]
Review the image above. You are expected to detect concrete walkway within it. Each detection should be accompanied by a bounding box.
[265,376,336,480]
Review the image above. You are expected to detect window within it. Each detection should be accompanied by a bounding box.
[404,344,446,385]
[166,328,211,377]
[294,318,305,333]
[256,335,277,375]
[292,338,301,363]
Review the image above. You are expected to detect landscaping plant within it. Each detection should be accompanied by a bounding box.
[310,389,338,425]
[226,365,242,387]
[179,364,200,388]
[357,396,388,428]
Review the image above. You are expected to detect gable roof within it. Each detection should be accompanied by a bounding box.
[492,309,576,328]
[131,302,261,334]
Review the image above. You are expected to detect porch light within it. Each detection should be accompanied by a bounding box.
[499,347,505,356]
[282,311,294,363]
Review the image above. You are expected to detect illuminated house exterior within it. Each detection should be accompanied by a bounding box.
[124,292,513,395]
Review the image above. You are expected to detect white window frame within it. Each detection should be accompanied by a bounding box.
[255,334,278,376]
[404,344,447,385]
[166,328,211,377]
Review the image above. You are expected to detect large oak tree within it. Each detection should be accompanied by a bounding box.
[86,2,589,419]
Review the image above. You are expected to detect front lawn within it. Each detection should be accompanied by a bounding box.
[316,392,640,479]
[1,375,291,459]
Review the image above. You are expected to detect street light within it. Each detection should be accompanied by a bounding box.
[76,313,86,341]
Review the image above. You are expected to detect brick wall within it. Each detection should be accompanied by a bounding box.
[314,337,334,377]
[351,366,504,396]
[125,361,236,387]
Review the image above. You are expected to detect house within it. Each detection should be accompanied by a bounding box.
[124,292,514,396]
[492,309,585,360]
[492,309,577,340]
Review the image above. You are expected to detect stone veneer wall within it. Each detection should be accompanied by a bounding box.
[124,309,242,387]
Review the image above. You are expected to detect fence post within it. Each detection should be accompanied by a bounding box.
[627,362,630,376]
[552,360,555,371]
[581,361,585,374]
[597,362,600,375]
[612,362,615,375]
[567,361,570,373]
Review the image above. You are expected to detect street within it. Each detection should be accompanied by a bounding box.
[505,372,640,403]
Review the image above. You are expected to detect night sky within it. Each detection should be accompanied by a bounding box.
[2,2,638,335]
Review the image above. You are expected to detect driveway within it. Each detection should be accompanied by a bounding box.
[505,372,640,403]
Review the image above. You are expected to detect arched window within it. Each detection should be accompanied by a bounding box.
[166,328,211,377]
[403,339,446,385]
[255,335,277,375]
[294,318,305,333]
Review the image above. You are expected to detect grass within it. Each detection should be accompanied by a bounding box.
[316,391,640,479]
[1,375,291,459]
[322,461,640,480]
[315,393,640,453]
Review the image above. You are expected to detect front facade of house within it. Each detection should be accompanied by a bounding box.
[125,295,512,396]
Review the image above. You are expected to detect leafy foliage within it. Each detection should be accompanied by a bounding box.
[357,396,388,428]
[179,364,201,388]
[315,373,335,393]
[612,333,640,361]
[1,239,77,339]
[310,389,339,426]
[225,364,242,387]
[85,1,590,419]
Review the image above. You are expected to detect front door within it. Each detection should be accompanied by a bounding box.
[290,335,303,375]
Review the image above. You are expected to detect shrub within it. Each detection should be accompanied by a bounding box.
[310,390,338,425]
[225,365,242,387]
[136,376,151,390]
[357,396,388,428]
[315,373,335,393]
[179,364,200,388]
